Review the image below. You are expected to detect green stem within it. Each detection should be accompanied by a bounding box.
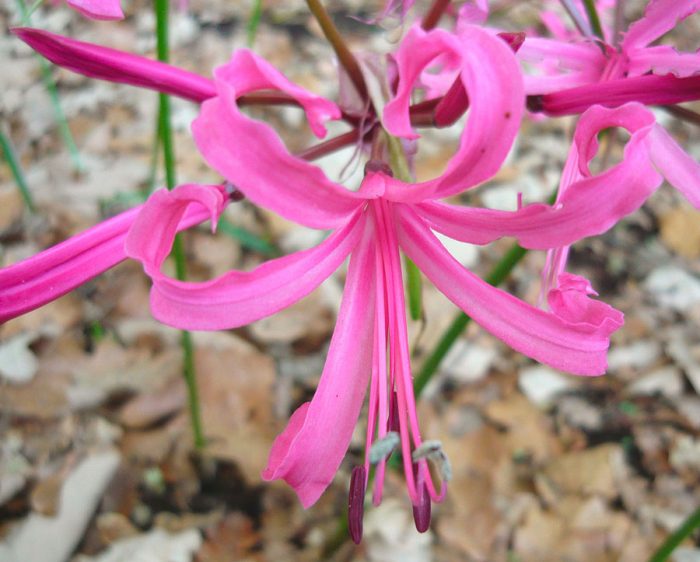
[155,0,205,450]
[648,506,700,562]
[306,0,368,101]
[582,0,605,40]
[414,243,527,396]
[16,0,83,172]
[385,134,423,321]
[246,0,263,48]
[0,126,35,213]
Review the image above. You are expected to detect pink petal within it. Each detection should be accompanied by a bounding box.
[12,28,215,103]
[397,206,623,376]
[125,185,367,330]
[648,125,700,207]
[0,185,222,324]
[382,24,524,202]
[532,74,700,116]
[627,45,700,78]
[548,273,623,330]
[623,0,700,49]
[66,0,123,20]
[193,66,364,229]
[262,219,376,508]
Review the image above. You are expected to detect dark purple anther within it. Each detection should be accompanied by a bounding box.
[412,487,431,532]
[348,465,366,544]
[224,181,245,202]
[412,465,431,533]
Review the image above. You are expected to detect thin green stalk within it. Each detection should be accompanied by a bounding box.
[16,0,83,172]
[582,0,605,40]
[385,134,423,321]
[0,126,35,213]
[648,506,700,562]
[144,109,162,194]
[155,0,205,450]
[414,243,527,396]
[246,0,263,48]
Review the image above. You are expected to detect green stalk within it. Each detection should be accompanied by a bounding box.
[246,0,263,48]
[155,0,205,450]
[385,134,423,321]
[413,243,527,395]
[16,0,83,172]
[582,0,605,40]
[0,126,35,213]
[648,506,700,562]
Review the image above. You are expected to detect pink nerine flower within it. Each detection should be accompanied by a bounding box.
[119,24,646,537]
[520,0,700,94]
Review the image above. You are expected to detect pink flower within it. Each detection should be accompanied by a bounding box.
[118,25,643,537]
[521,0,700,93]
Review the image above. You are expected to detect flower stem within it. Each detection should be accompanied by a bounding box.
[246,0,263,48]
[0,125,35,213]
[648,506,700,562]
[559,0,594,38]
[385,133,423,322]
[306,0,368,101]
[155,0,205,450]
[16,0,83,172]
[414,243,527,396]
[421,0,451,30]
[582,0,605,40]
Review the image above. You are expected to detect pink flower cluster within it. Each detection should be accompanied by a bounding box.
[3,0,700,541]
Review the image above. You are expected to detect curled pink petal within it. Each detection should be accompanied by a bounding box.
[627,45,700,78]
[382,24,523,202]
[262,219,376,508]
[12,28,215,103]
[126,185,366,330]
[622,0,700,49]
[397,206,623,376]
[193,80,364,230]
[66,0,123,20]
[215,50,340,138]
[0,185,222,324]
[548,273,623,330]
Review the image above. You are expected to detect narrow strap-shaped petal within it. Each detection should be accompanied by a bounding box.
[622,0,700,50]
[382,24,524,202]
[262,219,376,508]
[627,45,700,78]
[533,74,700,116]
[66,0,124,20]
[126,184,366,330]
[648,125,700,207]
[0,185,224,324]
[13,28,215,103]
[397,206,623,376]
[193,67,365,229]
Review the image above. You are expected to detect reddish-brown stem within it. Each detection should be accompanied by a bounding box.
[662,104,700,128]
[295,128,364,161]
[421,0,451,30]
[306,0,368,102]
[238,91,297,106]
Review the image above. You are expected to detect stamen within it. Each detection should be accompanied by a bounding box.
[412,465,432,533]
[348,466,366,544]
[412,440,453,482]
[369,431,400,464]
[387,390,400,433]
